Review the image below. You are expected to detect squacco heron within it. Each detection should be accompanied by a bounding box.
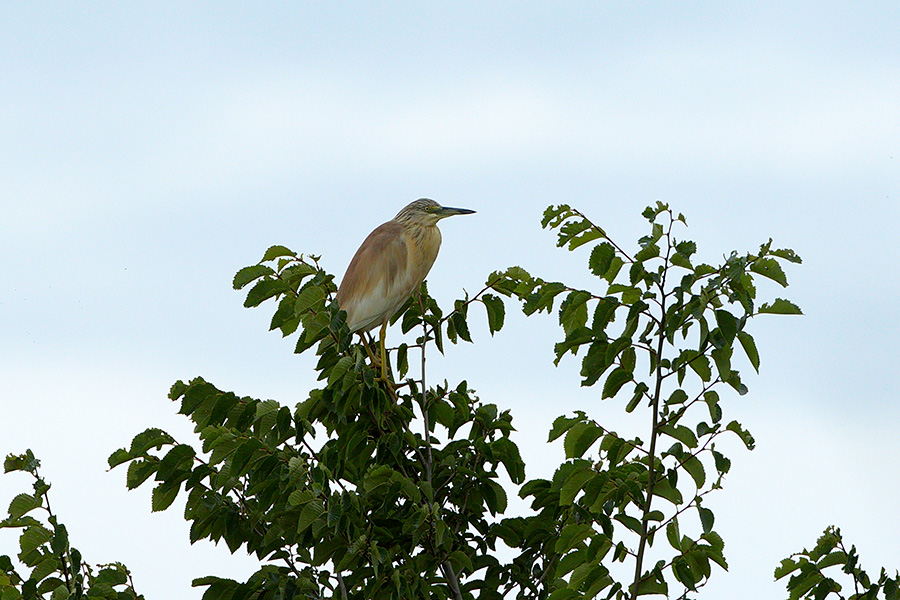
[335,198,475,379]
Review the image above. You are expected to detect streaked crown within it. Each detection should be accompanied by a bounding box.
[394,198,442,223]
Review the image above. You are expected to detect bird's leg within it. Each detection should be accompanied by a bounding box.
[359,333,378,364]
[379,322,390,381]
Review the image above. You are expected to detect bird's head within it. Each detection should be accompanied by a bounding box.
[395,198,476,227]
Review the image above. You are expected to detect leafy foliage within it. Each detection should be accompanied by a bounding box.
[109,250,520,599]
[483,202,802,598]
[19,202,890,600]
[776,526,900,600]
[103,203,809,599]
[1,450,143,599]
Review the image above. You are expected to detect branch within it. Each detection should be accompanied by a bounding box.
[441,561,464,600]
[630,212,675,599]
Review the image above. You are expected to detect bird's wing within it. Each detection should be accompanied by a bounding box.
[336,221,410,332]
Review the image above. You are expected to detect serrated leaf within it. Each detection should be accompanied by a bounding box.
[726,420,755,450]
[19,525,53,554]
[327,356,354,386]
[297,500,326,533]
[484,480,508,515]
[8,494,42,520]
[771,247,802,264]
[714,310,738,344]
[243,278,289,308]
[560,467,594,505]
[589,243,615,277]
[564,421,603,459]
[666,519,682,551]
[774,558,801,580]
[482,293,505,335]
[151,482,180,512]
[156,444,196,481]
[555,523,593,554]
[683,455,706,488]
[107,448,132,469]
[660,424,698,449]
[602,368,631,399]
[549,414,584,442]
[232,265,274,290]
[634,243,660,262]
[750,257,788,286]
[559,291,590,336]
[737,331,760,372]
[711,346,732,380]
[294,285,327,315]
[262,245,296,262]
[758,298,803,315]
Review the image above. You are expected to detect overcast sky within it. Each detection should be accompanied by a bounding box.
[2,3,899,599]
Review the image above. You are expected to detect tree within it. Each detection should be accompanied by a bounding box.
[105,200,802,599]
[5,202,893,599]
[0,450,143,599]
[776,526,900,600]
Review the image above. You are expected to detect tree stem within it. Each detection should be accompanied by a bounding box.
[630,214,675,598]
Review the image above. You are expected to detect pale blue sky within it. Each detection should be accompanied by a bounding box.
[2,3,899,599]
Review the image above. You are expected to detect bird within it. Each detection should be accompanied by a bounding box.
[335,198,475,380]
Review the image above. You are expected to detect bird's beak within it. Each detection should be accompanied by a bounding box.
[438,206,476,217]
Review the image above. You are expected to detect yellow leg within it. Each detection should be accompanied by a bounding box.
[360,334,377,364]
[379,322,389,381]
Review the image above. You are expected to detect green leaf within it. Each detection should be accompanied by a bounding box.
[232,264,274,290]
[660,424,698,449]
[243,278,289,308]
[107,448,132,469]
[771,247,802,264]
[297,500,326,533]
[666,519,682,551]
[327,356,354,386]
[816,550,849,570]
[559,291,590,336]
[8,494,41,520]
[604,256,625,283]
[726,420,756,450]
[634,242,660,262]
[737,331,760,372]
[758,298,803,315]
[750,257,788,286]
[151,482,180,512]
[698,506,715,534]
[614,513,642,535]
[156,444,196,481]
[484,480,508,515]
[564,421,603,459]
[714,310,738,344]
[560,466,594,505]
[703,391,722,423]
[262,245,296,262]
[555,523,593,554]
[683,455,706,488]
[482,293,505,335]
[589,243,616,278]
[711,346,732,380]
[126,459,158,490]
[492,437,525,484]
[19,525,53,554]
[549,414,584,443]
[602,368,632,399]
[294,285,327,315]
